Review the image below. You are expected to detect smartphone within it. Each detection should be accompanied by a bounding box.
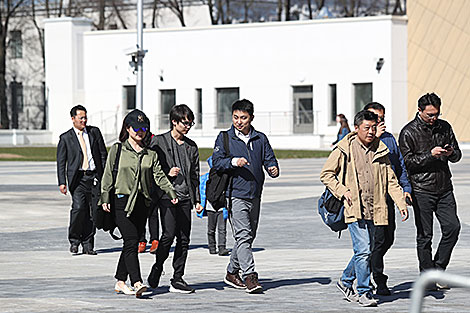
[443,144,452,151]
[406,197,412,206]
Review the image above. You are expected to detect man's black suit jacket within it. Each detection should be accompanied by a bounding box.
[57,126,107,193]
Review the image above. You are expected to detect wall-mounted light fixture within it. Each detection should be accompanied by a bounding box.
[376,58,384,73]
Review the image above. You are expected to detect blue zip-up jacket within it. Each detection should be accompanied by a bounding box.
[380,131,412,194]
[212,125,279,199]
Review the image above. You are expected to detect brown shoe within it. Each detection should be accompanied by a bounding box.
[138,242,146,253]
[245,273,263,294]
[224,271,246,289]
[149,240,159,254]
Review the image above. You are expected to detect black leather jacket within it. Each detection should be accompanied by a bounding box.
[399,113,461,194]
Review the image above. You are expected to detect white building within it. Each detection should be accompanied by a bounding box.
[45,15,407,149]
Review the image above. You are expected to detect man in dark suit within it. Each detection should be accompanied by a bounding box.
[147,104,203,294]
[57,105,107,255]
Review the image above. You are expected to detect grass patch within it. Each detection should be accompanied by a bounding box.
[0,146,330,162]
[0,147,57,161]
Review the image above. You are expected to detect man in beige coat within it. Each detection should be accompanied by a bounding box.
[320,110,409,307]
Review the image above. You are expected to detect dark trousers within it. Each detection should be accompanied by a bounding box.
[371,196,395,285]
[207,210,227,251]
[153,198,192,279]
[413,190,461,271]
[68,172,96,250]
[114,194,149,285]
[138,204,160,243]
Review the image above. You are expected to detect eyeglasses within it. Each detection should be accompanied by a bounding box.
[424,112,442,119]
[132,127,148,132]
[180,120,195,127]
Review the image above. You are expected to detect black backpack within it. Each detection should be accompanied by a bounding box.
[206,132,233,211]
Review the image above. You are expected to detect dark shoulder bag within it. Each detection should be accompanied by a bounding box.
[95,143,122,240]
[206,132,233,211]
[318,151,348,233]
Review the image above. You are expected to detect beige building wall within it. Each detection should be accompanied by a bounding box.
[408,0,470,141]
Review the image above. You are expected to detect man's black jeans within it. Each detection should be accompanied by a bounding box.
[413,190,460,271]
[371,196,395,285]
[154,198,192,279]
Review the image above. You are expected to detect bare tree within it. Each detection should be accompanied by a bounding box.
[97,0,106,30]
[392,0,404,15]
[160,0,186,26]
[284,0,290,20]
[0,0,27,129]
[111,0,128,28]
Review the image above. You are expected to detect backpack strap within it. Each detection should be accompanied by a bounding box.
[338,150,347,239]
[109,143,122,240]
[222,131,234,211]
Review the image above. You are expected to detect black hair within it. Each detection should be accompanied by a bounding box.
[119,110,151,144]
[354,110,378,127]
[119,122,129,143]
[232,99,254,117]
[70,105,87,117]
[364,102,385,114]
[169,104,194,130]
[418,93,441,111]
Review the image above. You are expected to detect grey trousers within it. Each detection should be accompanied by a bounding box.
[227,197,261,279]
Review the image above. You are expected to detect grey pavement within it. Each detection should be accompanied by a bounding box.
[1,158,470,312]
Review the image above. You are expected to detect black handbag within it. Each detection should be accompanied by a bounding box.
[94,143,122,240]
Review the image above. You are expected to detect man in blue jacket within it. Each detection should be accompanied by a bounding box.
[364,102,412,295]
[212,99,279,294]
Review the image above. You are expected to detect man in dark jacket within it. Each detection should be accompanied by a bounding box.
[365,102,412,295]
[57,105,107,255]
[399,93,461,282]
[147,104,203,294]
[212,99,279,294]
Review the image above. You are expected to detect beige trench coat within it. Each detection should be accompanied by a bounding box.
[320,132,407,226]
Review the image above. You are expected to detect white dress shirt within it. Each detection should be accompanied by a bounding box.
[231,129,252,166]
[73,126,96,171]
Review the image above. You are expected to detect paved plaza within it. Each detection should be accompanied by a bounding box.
[0,157,470,312]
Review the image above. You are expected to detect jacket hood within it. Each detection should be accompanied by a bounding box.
[337,131,389,161]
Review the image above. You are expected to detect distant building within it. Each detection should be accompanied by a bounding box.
[4,2,211,130]
[45,16,407,149]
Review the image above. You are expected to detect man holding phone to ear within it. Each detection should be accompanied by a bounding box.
[364,102,412,296]
[399,93,461,288]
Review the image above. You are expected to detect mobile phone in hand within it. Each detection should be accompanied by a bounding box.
[443,144,452,151]
[406,197,412,206]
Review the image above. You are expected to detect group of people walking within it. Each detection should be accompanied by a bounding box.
[321,92,461,307]
[56,92,461,305]
[57,99,279,297]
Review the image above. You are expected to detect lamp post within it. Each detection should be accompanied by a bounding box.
[136,0,145,110]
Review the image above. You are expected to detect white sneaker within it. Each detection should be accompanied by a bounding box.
[115,282,135,295]
[358,292,378,307]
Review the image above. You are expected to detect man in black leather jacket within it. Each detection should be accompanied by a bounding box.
[399,93,461,278]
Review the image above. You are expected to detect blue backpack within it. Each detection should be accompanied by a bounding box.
[318,151,348,233]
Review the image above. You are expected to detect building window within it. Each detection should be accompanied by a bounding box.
[293,85,313,134]
[11,81,23,111]
[123,85,136,111]
[10,81,23,129]
[160,89,175,128]
[354,83,372,113]
[329,84,337,125]
[195,88,202,129]
[216,87,239,128]
[9,30,22,59]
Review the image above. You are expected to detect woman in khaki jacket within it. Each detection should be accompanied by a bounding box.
[320,110,408,307]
